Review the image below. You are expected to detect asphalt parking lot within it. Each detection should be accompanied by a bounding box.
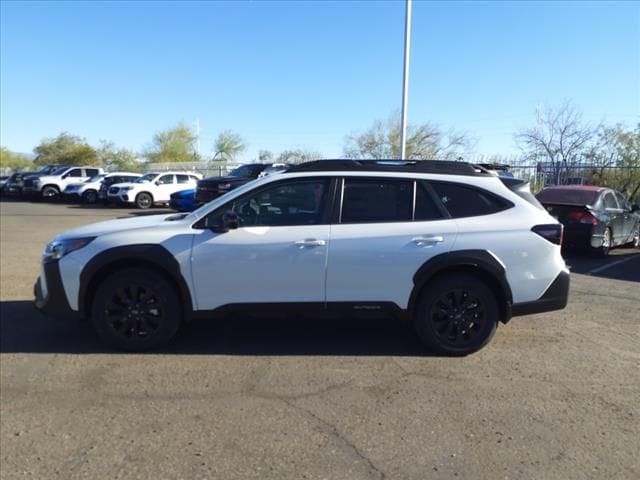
[1,199,639,479]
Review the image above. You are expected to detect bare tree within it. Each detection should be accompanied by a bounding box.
[515,101,598,180]
[344,112,471,160]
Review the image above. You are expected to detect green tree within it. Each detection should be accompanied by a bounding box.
[97,141,141,172]
[344,112,470,160]
[144,123,199,163]
[33,132,99,166]
[0,147,32,172]
[212,130,246,162]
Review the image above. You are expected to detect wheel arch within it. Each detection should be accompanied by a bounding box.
[408,250,514,324]
[79,244,193,321]
[42,184,60,194]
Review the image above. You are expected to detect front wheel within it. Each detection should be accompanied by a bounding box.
[83,190,98,204]
[42,185,60,200]
[414,273,498,356]
[135,192,153,209]
[91,268,182,351]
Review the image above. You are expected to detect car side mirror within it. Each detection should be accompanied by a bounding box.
[211,211,239,233]
[632,204,639,212]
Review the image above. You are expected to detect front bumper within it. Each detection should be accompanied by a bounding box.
[511,270,570,317]
[34,261,82,321]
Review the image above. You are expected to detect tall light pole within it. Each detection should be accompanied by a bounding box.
[400,0,412,160]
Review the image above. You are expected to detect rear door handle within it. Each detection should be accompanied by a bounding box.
[294,239,326,247]
[412,235,444,246]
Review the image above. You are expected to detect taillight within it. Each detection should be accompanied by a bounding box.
[532,224,563,245]
[567,210,597,225]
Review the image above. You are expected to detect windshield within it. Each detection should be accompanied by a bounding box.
[229,165,251,177]
[50,166,68,176]
[135,173,158,183]
[187,177,263,221]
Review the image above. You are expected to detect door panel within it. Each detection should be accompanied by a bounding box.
[326,220,457,308]
[191,225,329,310]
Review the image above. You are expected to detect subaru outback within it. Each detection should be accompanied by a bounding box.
[34,160,569,355]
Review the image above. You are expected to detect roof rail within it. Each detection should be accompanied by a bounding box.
[286,159,487,176]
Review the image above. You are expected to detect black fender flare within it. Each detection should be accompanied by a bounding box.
[78,244,193,320]
[408,250,514,323]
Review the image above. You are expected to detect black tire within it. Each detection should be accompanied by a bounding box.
[91,268,182,351]
[414,273,499,356]
[594,227,611,257]
[629,226,639,249]
[83,189,98,204]
[42,185,60,200]
[135,192,153,209]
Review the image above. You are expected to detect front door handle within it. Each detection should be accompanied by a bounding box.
[412,235,444,246]
[294,239,326,247]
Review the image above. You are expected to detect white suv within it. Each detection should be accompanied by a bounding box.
[107,171,202,208]
[34,160,569,355]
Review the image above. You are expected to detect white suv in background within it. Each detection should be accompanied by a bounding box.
[35,160,569,355]
[107,171,202,208]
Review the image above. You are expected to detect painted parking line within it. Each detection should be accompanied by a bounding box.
[588,256,639,275]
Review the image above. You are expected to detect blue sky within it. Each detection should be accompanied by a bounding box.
[1,0,638,162]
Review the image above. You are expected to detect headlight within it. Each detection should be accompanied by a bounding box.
[43,237,95,262]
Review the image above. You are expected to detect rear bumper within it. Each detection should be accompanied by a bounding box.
[511,270,570,317]
[34,261,82,321]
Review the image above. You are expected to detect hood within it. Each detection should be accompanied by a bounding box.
[54,213,182,240]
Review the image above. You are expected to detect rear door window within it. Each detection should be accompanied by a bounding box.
[430,182,512,218]
[602,192,619,210]
[340,178,413,224]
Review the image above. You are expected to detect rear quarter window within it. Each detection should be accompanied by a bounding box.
[430,182,512,218]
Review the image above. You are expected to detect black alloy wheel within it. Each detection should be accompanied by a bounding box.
[415,273,498,356]
[91,268,181,351]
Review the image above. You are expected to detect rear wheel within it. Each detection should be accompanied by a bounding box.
[594,227,612,257]
[83,189,98,204]
[630,226,639,249]
[91,268,182,351]
[135,192,153,209]
[414,273,498,356]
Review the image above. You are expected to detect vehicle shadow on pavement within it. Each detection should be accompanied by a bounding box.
[0,301,429,356]
[564,249,640,282]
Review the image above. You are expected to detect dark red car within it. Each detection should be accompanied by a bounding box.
[536,185,639,256]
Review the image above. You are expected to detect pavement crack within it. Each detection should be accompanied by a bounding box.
[281,398,387,480]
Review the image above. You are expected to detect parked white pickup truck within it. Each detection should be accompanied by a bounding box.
[23,166,104,200]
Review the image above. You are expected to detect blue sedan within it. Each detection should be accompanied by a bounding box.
[169,189,199,212]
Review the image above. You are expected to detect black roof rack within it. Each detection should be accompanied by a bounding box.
[286,159,488,176]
